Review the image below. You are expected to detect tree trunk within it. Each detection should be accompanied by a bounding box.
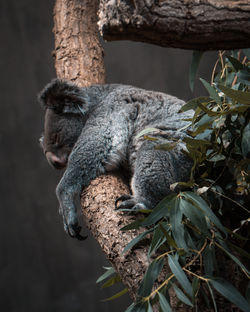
[53,0,150,304]
[98,0,250,50]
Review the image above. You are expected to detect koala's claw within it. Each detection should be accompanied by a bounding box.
[63,216,87,240]
[115,194,133,209]
[115,194,146,212]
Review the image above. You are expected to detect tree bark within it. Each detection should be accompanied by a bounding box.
[98,0,250,50]
[53,0,105,86]
[53,0,150,304]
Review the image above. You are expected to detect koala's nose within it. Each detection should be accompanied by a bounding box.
[46,152,67,169]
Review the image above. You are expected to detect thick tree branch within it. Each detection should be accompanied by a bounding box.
[98,0,250,50]
[53,0,149,304]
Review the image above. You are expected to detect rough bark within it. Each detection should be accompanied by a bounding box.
[53,0,105,86]
[53,0,149,304]
[98,0,250,50]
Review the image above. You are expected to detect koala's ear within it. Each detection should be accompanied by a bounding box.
[38,79,89,115]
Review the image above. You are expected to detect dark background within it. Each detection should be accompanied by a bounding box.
[0,1,216,311]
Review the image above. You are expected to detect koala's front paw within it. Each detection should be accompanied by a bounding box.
[115,194,147,212]
[59,206,87,240]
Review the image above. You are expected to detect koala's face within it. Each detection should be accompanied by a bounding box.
[40,109,83,169]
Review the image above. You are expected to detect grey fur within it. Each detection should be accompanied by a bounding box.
[39,79,192,239]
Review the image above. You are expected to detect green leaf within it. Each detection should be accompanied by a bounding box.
[135,128,161,139]
[207,281,218,312]
[125,303,136,312]
[189,51,204,92]
[179,197,210,236]
[170,197,188,251]
[120,219,144,231]
[210,278,250,312]
[237,69,250,86]
[227,55,244,71]
[207,154,226,162]
[142,194,176,227]
[96,267,116,283]
[173,284,193,307]
[243,49,250,59]
[183,192,226,235]
[154,142,177,151]
[148,225,166,257]
[147,302,153,312]
[130,301,148,312]
[168,255,192,297]
[138,258,164,297]
[192,276,200,302]
[203,246,216,276]
[183,137,210,147]
[123,228,153,254]
[218,84,250,105]
[242,123,250,157]
[217,243,250,275]
[159,223,178,249]
[200,78,222,105]
[158,291,172,312]
[180,96,211,112]
[102,288,128,302]
[101,274,121,288]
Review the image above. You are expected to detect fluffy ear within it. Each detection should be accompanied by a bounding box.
[38,79,89,114]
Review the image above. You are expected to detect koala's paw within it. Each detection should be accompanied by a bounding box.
[115,194,147,212]
[59,208,87,240]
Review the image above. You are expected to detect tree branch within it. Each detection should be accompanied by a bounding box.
[98,0,250,50]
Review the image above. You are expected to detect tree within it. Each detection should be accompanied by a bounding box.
[52,1,249,311]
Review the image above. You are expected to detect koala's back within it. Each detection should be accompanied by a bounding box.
[86,84,191,170]
[94,84,188,130]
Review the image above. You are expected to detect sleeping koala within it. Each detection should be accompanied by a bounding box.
[38,79,192,239]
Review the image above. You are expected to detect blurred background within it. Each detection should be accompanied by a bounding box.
[0,1,217,311]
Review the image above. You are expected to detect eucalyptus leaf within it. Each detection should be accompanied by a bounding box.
[120,219,144,231]
[210,278,250,312]
[179,197,210,236]
[155,142,177,151]
[226,55,244,71]
[243,49,250,59]
[102,288,128,302]
[242,123,250,157]
[158,291,172,312]
[203,246,216,276]
[200,78,222,105]
[96,267,116,283]
[189,51,204,92]
[168,255,192,297]
[138,258,164,297]
[218,84,250,105]
[183,192,226,235]
[170,197,188,251]
[192,276,200,302]
[123,229,153,254]
[147,302,153,312]
[207,281,218,312]
[101,274,121,289]
[173,284,193,307]
[148,225,166,257]
[180,96,210,112]
[142,194,177,227]
[135,127,161,139]
[237,69,250,86]
[130,302,148,312]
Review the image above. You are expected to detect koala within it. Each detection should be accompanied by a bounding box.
[38,79,192,239]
